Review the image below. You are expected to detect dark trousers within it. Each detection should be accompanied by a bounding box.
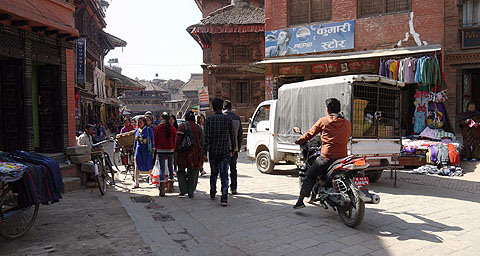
[300,156,335,197]
[177,167,199,197]
[229,152,239,191]
[209,153,230,200]
[463,132,480,159]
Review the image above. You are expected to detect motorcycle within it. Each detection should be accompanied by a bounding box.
[293,127,380,228]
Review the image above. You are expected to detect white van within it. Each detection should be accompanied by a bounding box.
[246,75,403,182]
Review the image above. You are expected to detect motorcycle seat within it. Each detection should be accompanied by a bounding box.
[326,158,344,179]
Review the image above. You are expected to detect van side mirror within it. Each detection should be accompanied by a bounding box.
[293,127,302,134]
[248,118,252,124]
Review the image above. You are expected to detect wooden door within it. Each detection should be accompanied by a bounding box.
[0,60,25,151]
[38,65,61,152]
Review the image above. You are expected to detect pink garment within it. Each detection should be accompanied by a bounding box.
[419,127,436,140]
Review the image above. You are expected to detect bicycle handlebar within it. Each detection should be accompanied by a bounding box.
[92,137,116,147]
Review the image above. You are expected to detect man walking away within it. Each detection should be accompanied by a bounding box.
[204,98,235,206]
[223,100,243,195]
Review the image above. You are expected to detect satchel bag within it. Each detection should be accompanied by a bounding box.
[178,122,195,152]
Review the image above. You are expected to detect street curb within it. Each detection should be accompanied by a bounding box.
[379,170,480,194]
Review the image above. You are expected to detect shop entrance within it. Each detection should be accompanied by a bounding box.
[37,65,62,153]
[463,70,480,112]
[0,59,25,152]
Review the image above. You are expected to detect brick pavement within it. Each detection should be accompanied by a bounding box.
[112,153,480,256]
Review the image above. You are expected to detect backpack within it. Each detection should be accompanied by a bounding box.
[178,122,195,152]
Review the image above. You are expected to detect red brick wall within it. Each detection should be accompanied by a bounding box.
[265,0,443,51]
[66,49,76,146]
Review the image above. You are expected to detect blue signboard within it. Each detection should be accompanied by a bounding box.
[76,38,86,83]
[265,20,355,57]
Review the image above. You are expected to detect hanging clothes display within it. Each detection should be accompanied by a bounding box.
[413,90,429,134]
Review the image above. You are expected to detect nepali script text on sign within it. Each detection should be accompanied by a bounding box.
[265,20,354,57]
[198,86,209,112]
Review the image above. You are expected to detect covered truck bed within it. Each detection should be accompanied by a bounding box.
[277,75,405,145]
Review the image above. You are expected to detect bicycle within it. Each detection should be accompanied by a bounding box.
[91,138,116,195]
[112,143,135,182]
[0,181,39,240]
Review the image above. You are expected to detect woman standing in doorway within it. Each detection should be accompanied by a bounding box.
[133,116,154,189]
[460,103,480,161]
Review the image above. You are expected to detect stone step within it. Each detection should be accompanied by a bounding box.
[63,177,81,193]
[60,163,80,178]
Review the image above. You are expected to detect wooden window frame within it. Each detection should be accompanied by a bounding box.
[233,80,251,104]
[357,0,411,18]
[288,0,332,26]
[461,0,480,28]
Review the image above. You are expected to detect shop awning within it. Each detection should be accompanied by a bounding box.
[258,44,442,65]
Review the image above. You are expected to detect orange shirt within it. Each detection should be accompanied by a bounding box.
[298,115,351,160]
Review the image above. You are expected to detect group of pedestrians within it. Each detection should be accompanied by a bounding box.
[126,98,242,206]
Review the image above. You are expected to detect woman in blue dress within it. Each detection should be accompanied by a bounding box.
[133,116,154,189]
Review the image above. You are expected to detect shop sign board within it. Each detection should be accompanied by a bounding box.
[198,86,209,111]
[265,20,355,57]
[279,65,304,75]
[76,38,86,83]
[311,60,378,74]
[463,28,480,49]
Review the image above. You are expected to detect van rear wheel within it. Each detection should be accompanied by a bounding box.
[366,170,383,183]
[256,151,275,174]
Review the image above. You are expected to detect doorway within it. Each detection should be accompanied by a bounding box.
[0,59,25,152]
[463,69,480,112]
[37,65,62,153]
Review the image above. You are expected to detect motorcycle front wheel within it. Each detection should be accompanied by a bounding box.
[337,183,365,228]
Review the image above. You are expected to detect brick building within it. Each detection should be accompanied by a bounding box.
[74,0,126,131]
[444,0,480,131]
[262,1,450,131]
[188,0,266,118]
[0,0,79,153]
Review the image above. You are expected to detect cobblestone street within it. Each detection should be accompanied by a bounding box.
[111,153,480,256]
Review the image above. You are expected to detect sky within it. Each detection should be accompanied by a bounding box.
[104,0,203,82]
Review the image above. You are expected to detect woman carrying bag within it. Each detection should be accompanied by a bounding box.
[154,112,177,196]
[175,111,203,198]
[133,116,155,189]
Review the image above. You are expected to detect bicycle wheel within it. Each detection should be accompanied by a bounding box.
[112,149,123,173]
[94,158,107,195]
[0,184,39,240]
[103,153,116,185]
[128,164,136,182]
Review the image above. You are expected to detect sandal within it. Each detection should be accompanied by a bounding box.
[132,184,140,189]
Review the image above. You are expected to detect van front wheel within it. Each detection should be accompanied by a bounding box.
[256,151,275,174]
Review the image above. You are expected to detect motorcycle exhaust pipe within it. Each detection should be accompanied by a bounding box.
[359,192,381,204]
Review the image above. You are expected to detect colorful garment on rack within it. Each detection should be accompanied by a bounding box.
[0,160,27,182]
[414,90,429,134]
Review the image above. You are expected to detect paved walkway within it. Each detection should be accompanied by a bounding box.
[0,189,153,255]
[112,153,480,256]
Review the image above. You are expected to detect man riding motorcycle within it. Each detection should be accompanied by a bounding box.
[293,98,351,209]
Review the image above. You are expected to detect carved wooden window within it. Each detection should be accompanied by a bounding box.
[221,44,233,63]
[235,81,250,104]
[288,0,332,26]
[358,0,411,18]
[462,0,480,27]
[234,45,247,62]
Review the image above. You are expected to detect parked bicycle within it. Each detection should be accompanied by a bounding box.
[113,144,135,182]
[91,138,116,195]
[0,181,39,240]
[113,130,136,182]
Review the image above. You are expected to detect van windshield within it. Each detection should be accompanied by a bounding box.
[252,105,270,127]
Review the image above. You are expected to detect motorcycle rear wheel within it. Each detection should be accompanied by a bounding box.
[337,184,365,228]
